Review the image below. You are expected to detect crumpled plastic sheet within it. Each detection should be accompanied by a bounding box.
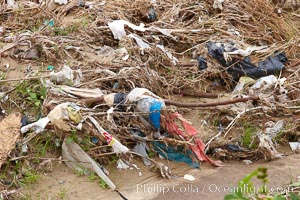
[133,142,151,166]
[265,120,285,139]
[136,97,164,130]
[258,134,283,160]
[156,44,178,65]
[62,139,116,190]
[117,159,130,169]
[60,86,103,98]
[108,20,177,41]
[128,34,150,55]
[108,20,146,40]
[20,116,50,134]
[149,100,163,129]
[232,76,255,94]
[126,88,162,103]
[21,103,81,133]
[206,41,287,80]
[104,93,116,107]
[113,93,128,105]
[150,27,177,40]
[54,0,67,5]
[224,45,268,58]
[96,46,129,62]
[213,0,224,10]
[152,141,200,168]
[197,56,208,71]
[251,75,286,90]
[50,65,82,85]
[289,142,300,151]
[48,103,81,131]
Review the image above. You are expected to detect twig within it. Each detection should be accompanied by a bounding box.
[164,96,259,107]
[88,152,117,157]
[172,89,219,98]
[0,75,50,83]
[205,106,262,152]
[223,106,262,138]
[287,59,300,68]
[10,156,97,164]
[292,13,300,18]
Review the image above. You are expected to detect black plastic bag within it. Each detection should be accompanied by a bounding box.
[206,41,287,80]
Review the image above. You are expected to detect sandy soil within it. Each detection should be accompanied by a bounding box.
[23,152,300,200]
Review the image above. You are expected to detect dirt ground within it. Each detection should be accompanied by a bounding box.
[23,152,300,200]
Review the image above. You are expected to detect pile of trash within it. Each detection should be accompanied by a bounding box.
[0,0,299,199]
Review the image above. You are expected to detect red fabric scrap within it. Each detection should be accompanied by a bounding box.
[161,112,222,167]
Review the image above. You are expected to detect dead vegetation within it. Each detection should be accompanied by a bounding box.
[0,0,300,199]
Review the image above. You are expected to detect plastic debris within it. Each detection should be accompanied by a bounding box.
[156,44,178,65]
[149,100,163,129]
[7,0,18,9]
[47,65,54,71]
[21,117,50,134]
[1,1,299,196]
[152,142,200,168]
[251,75,286,91]
[224,46,268,57]
[233,76,255,94]
[126,87,162,103]
[95,46,129,64]
[54,0,68,5]
[151,27,177,40]
[106,107,114,123]
[22,103,82,134]
[133,142,151,166]
[137,98,164,129]
[91,137,99,144]
[183,174,196,181]
[21,115,29,127]
[213,0,224,10]
[258,134,283,160]
[161,112,222,166]
[242,160,253,165]
[147,8,157,22]
[60,86,104,98]
[125,88,165,130]
[48,19,54,27]
[62,139,116,190]
[265,120,285,139]
[289,142,300,151]
[197,56,208,70]
[88,117,129,154]
[48,103,81,131]
[108,20,146,40]
[117,159,130,170]
[50,65,82,85]
[207,41,287,80]
[225,144,243,152]
[114,93,127,105]
[21,144,28,153]
[128,34,150,55]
